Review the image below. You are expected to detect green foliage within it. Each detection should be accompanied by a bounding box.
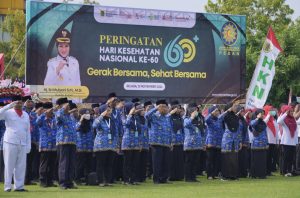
[0,9,25,78]
[206,0,299,106]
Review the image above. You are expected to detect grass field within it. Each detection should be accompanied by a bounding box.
[0,173,299,198]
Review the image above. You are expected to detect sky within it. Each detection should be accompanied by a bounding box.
[45,0,299,20]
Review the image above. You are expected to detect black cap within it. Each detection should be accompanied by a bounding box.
[69,101,77,110]
[144,101,152,107]
[131,98,140,103]
[56,97,68,106]
[170,100,180,107]
[21,95,32,102]
[56,29,71,43]
[11,95,22,101]
[108,92,117,99]
[43,102,53,109]
[156,99,168,106]
[35,102,44,109]
[91,103,100,109]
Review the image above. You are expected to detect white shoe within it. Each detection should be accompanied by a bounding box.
[284,173,292,177]
[207,177,213,180]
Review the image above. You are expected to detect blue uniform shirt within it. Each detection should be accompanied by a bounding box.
[145,107,172,147]
[55,108,77,145]
[36,113,57,151]
[250,119,268,149]
[205,113,225,148]
[122,115,146,150]
[183,117,202,151]
[93,115,120,152]
[221,113,242,152]
[76,120,94,152]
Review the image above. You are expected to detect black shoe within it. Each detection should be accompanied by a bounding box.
[4,189,11,192]
[14,189,28,192]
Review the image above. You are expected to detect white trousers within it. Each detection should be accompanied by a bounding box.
[3,142,27,191]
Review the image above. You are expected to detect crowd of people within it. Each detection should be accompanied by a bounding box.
[0,92,300,192]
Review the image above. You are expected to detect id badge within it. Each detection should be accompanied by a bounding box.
[135,131,139,138]
[108,134,112,140]
[195,128,199,133]
[177,130,181,135]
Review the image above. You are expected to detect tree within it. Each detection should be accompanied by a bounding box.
[206,0,299,106]
[0,9,26,79]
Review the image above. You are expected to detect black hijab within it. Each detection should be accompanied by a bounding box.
[171,113,183,133]
[250,109,266,136]
[224,111,240,132]
[79,119,91,134]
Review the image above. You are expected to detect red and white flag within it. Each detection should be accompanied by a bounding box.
[246,27,282,109]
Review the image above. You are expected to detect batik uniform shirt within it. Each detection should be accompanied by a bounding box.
[250,120,268,150]
[0,120,5,150]
[55,108,77,145]
[76,121,94,152]
[221,117,242,152]
[205,113,225,148]
[183,117,203,151]
[93,115,120,152]
[145,107,172,147]
[36,113,57,151]
[121,115,146,150]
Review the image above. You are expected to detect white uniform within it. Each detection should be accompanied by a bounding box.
[264,114,279,144]
[277,113,300,146]
[44,55,82,103]
[44,55,81,86]
[0,103,31,191]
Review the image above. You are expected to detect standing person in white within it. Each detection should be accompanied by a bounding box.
[0,96,31,192]
[263,105,279,175]
[277,105,300,177]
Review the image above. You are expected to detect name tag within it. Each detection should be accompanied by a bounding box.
[135,131,139,138]
[195,128,199,133]
[108,134,112,140]
[177,130,181,135]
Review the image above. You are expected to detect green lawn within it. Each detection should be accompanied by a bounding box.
[0,174,299,198]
